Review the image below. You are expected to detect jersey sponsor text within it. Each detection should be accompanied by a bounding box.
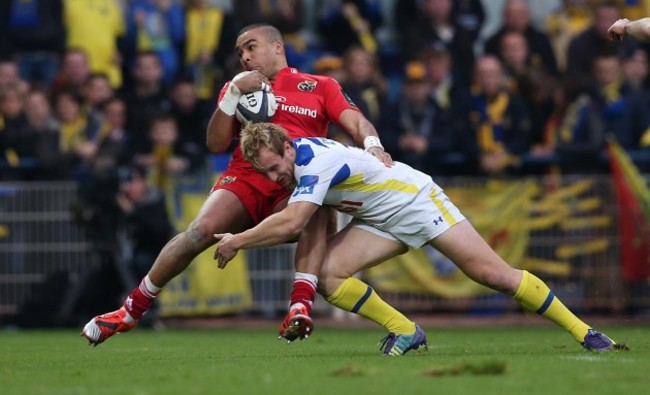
[280,103,318,118]
[293,175,319,196]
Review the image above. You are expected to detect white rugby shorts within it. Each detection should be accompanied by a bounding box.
[346,183,466,249]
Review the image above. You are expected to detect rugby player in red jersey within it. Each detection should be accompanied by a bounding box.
[81,23,394,345]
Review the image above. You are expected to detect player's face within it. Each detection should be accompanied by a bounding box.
[256,143,295,188]
[235,28,281,78]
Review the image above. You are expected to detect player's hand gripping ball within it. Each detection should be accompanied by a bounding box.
[233,71,278,123]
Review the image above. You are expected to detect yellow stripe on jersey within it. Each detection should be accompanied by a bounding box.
[332,174,419,194]
[429,188,458,226]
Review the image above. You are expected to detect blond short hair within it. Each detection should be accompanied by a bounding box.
[240,122,291,170]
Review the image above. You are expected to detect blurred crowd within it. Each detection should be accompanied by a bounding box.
[1,0,650,186]
[2,0,649,315]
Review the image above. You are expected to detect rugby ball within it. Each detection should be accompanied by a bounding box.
[236,90,277,123]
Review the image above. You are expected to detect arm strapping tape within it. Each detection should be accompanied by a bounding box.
[218,83,241,116]
[363,135,384,151]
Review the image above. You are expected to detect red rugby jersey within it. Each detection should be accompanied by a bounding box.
[217,67,359,171]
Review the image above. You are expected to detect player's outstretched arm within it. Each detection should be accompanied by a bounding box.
[608,17,650,42]
[338,109,393,167]
[214,201,319,268]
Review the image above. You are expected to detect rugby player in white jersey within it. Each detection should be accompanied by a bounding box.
[214,122,626,354]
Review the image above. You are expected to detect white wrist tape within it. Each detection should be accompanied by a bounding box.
[363,136,384,151]
[219,82,241,116]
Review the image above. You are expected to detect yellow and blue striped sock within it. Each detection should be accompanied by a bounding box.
[514,270,590,342]
[326,277,415,335]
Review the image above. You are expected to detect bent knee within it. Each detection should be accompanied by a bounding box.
[317,278,343,299]
[317,267,351,298]
[473,266,520,294]
[186,218,219,251]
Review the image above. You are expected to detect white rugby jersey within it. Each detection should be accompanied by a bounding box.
[288,137,441,226]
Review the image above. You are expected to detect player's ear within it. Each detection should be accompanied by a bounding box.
[284,141,294,156]
[274,40,284,55]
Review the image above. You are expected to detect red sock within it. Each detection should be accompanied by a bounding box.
[290,272,317,314]
[123,276,160,320]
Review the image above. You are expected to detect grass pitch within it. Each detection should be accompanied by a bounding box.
[1,325,648,395]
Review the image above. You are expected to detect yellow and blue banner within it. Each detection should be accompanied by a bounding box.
[366,178,611,297]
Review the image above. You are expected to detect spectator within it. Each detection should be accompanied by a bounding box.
[318,0,383,55]
[0,60,30,95]
[500,31,533,81]
[52,49,91,95]
[115,163,174,285]
[52,88,101,170]
[81,73,114,124]
[484,0,558,76]
[466,55,532,177]
[311,54,345,81]
[234,0,306,66]
[383,49,472,175]
[23,88,63,179]
[310,53,347,151]
[120,51,172,155]
[545,0,593,71]
[381,61,434,173]
[499,31,556,162]
[398,0,477,87]
[622,47,649,90]
[0,86,29,135]
[0,0,65,88]
[339,45,388,126]
[518,67,558,167]
[63,0,125,88]
[234,0,304,33]
[566,1,638,90]
[544,52,649,174]
[420,47,474,174]
[135,113,189,191]
[169,79,211,172]
[0,85,34,180]
[25,89,58,136]
[114,162,173,327]
[587,53,650,150]
[125,0,185,86]
[76,98,134,246]
[328,45,387,147]
[395,0,484,44]
[91,97,134,176]
[184,0,229,100]
[83,74,114,110]
[546,79,606,174]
